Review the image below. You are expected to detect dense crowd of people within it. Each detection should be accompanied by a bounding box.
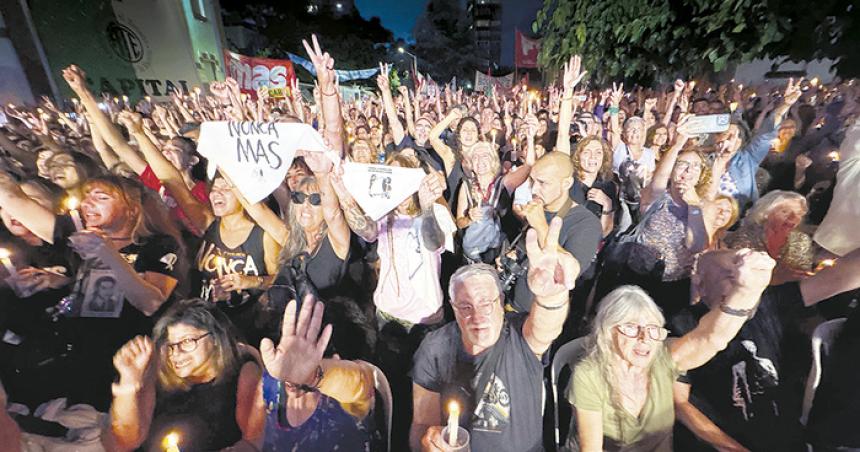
[0,34,859,451]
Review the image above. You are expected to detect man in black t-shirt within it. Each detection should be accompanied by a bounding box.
[411,217,580,452]
[670,247,860,451]
[510,152,602,312]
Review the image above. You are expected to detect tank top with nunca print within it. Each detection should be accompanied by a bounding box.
[195,218,267,309]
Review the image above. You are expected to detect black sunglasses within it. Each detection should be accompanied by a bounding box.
[291,191,322,206]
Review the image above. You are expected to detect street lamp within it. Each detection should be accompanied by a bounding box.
[397,47,418,69]
[465,82,472,90]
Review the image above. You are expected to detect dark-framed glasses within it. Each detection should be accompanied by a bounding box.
[291,191,322,206]
[166,333,211,354]
[616,323,668,341]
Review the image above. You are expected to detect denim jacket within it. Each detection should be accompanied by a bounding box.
[727,121,778,211]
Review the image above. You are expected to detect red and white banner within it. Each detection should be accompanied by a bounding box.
[475,72,514,94]
[223,51,297,99]
[515,30,541,69]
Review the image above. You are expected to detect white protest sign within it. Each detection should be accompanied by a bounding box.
[197,121,327,203]
[342,162,426,221]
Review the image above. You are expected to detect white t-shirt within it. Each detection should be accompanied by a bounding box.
[612,143,656,175]
[814,120,860,256]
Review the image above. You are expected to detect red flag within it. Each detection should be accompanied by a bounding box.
[515,30,541,69]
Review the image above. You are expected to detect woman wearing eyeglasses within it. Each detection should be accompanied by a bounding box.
[102,299,265,452]
[614,119,713,318]
[567,249,774,451]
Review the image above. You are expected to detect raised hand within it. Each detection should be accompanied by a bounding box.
[209,81,230,101]
[561,54,587,94]
[610,82,624,107]
[731,249,776,296]
[376,63,390,92]
[302,34,336,92]
[113,335,155,388]
[673,79,685,96]
[260,296,332,385]
[61,65,88,93]
[525,216,578,297]
[782,77,803,106]
[418,172,445,210]
[116,111,144,134]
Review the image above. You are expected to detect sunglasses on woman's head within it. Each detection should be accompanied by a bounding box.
[291,192,322,206]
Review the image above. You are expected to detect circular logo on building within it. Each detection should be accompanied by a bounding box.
[105,21,145,63]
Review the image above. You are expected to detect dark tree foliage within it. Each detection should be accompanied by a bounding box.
[533,0,858,84]
[411,0,484,83]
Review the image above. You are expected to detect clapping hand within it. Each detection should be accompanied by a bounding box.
[525,217,578,297]
[260,296,332,386]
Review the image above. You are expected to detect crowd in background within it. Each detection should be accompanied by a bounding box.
[0,34,859,452]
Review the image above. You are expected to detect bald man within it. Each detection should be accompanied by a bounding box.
[510,152,602,312]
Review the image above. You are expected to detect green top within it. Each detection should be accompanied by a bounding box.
[565,344,681,452]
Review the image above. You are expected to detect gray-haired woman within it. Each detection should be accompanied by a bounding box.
[566,249,774,451]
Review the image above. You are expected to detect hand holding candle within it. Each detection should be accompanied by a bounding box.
[0,248,17,278]
[65,196,84,231]
[447,400,460,446]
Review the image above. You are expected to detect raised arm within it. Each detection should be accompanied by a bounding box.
[607,83,624,149]
[0,171,57,243]
[428,108,459,175]
[669,250,774,371]
[399,86,417,138]
[61,65,148,175]
[417,172,446,252]
[556,55,587,156]
[661,80,685,127]
[102,336,157,452]
[329,164,378,243]
[303,151,351,259]
[523,217,580,355]
[302,34,345,157]
[376,63,406,145]
[117,112,214,233]
[800,246,860,306]
[639,117,691,211]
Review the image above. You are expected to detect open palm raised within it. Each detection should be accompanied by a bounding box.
[260,295,332,386]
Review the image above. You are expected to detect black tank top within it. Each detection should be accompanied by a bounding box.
[139,355,254,451]
[195,219,267,341]
[305,234,349,299]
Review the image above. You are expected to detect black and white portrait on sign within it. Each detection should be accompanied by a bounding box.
[80,270,124,318]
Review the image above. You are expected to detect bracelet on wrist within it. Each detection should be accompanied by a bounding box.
[533,296,569,311]
[719,302,757,318]
[284,365,324,392]
[608,106,620,115]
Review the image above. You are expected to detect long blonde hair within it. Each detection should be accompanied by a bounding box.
[280,176,327,264]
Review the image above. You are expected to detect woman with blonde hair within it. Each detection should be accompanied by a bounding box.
[725,189,813,284]
[102,299,264,451]
[568,249,774,451]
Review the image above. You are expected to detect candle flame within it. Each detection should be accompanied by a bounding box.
[122,95,129,102]
[65,196,79,210]
[729,102,738,112]
[162,431,180,449]
[193,86,202,94]
[448,400,460,416]
[811,77,820,87]
[820,259,836,267]
[145,96,152,102]
[829,151,840,162]
[0,248,10,259]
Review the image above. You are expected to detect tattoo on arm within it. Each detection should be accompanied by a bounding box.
[342,200,378,242]
[420,207,445,251]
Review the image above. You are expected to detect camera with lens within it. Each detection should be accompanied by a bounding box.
[498,247,528,292]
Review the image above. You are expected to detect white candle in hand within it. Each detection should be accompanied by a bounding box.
[161,431,181,452]
[0,248,17,277]
[65,197,84,231]
[447,400,460,446]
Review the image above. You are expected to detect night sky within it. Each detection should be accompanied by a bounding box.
[355,0,427,41]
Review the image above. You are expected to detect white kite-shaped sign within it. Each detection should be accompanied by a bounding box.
[342,162,426,221]
[197,121,327,203]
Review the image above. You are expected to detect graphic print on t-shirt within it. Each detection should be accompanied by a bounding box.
[730,339,780,421]
[197,241,261,302]
[471,374,511,433]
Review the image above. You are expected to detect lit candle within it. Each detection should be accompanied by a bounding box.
[65,197,84,231]
[213,256,225,279]
[729,101,738,112]
[161,431,181,452]
[122,95,129,103]
[828,151,840,162]
[447,400,460,446]
[113,97,119,103]
[0,248,17,277]
[491,129,497,144]
[811,77,820,87]
[145,95,152,103]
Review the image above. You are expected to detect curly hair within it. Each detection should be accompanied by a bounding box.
[571,136,613,181]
